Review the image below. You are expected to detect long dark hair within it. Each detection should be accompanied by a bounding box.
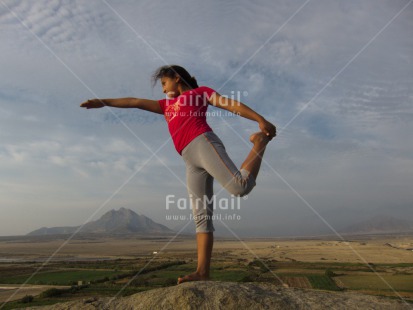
[152,65,199,89]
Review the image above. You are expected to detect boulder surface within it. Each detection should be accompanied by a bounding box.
[23,281,411,310]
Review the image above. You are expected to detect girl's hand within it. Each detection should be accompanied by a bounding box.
[80,99,105,109]
[259,119,276,140]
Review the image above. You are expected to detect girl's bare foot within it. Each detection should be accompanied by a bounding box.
[249,132,271,145]
[177,272,209,284]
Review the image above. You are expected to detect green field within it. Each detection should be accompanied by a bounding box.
[338,275,413,292]
[2,259,413,309]
[307,275,341,291]
[0,270,124,285]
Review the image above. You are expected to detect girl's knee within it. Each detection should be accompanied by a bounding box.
[228,187,249,197]
[227,170,256,197]
[227,180,255,197]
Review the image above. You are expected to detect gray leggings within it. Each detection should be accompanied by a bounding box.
[181,131,256,233]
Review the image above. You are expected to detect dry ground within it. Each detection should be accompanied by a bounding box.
[0,234,412,264]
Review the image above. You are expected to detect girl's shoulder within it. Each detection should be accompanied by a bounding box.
[196,85,213,90]
[193,86,216,95]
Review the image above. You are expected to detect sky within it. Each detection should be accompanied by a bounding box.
[0,0,412,237]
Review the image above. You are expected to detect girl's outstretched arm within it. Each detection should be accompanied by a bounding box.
[208,92,276,139]
[80,98,163,114]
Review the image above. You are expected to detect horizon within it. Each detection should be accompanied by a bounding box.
[2,207,412,238]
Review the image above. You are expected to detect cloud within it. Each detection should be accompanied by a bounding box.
[0,0,412,236]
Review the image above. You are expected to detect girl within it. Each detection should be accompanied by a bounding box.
[80,65,276,284]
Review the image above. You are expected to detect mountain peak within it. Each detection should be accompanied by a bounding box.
[108,207,140,218]
[118,207,133,213]
[27,208,173,236]
[340,214,413,235]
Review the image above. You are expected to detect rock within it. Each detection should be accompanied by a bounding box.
[22,281,411,310]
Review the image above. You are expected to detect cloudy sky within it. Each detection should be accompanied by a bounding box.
[0,0,412,237]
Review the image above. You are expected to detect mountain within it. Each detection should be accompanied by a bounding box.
[27,208,174,236]
[339,215,413,235]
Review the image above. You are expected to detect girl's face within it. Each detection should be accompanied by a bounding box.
[161,76,179,98]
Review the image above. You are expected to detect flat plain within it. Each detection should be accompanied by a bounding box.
[0,233,412,309]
